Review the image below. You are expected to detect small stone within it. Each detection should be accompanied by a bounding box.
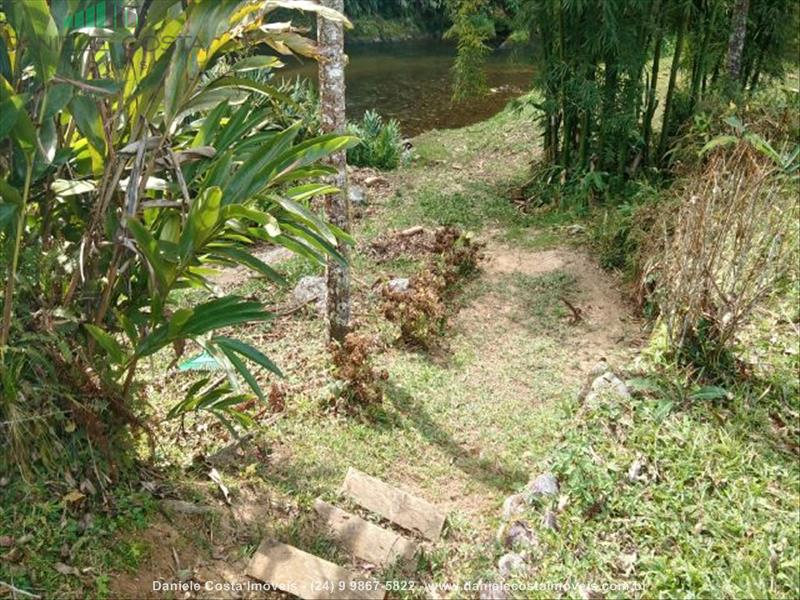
[498,552,526,578]
[501,494,526,520]
[585,370,631,403]
[502,520,537,550]
[628,457,644,482]
[292,275,326,316]
[348,185,367,206]
[386,277,410,293]
[541,510,559,531]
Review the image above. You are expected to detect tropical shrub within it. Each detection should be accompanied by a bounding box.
[346,110,404,170]
[0,0,355,476]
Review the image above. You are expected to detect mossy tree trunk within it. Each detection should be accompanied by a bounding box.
[318,0,351,342]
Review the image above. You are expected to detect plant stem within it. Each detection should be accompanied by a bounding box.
[0,158,34,359]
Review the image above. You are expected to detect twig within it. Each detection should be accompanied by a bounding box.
[0,581,42,599]
[560,296,583,323]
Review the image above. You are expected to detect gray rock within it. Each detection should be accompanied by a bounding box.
[502,520,537,550]
[585,370,630,404]
[348,185,367,206]
[478,582,509,600]
[501,493,526,520]
[292,275,326,316]
[387,277,410,293]
[498,552,526,578]
[541,510,559,531]
[526,473,558,497]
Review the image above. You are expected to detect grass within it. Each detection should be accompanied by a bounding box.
[3,101,798,599]
[503,369,800,598]
[0,481,156,599]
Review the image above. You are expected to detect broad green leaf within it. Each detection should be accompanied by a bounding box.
[51,179,96,196]
[206,76,296,108]
[215,343,264,400]
[127,217,169,292]
[212,335,282,377]
[232,55,283,72]
[689,386,730,401]
[84,324,125,365]
[6,0,60,82]
[69,94,107,155]
[180,186,222,259]
[211,246,287,286]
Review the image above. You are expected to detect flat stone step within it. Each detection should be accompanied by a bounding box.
[247,538,385,600]
[314,499,417,567]
[340,467,446,541]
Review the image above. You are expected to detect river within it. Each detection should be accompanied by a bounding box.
[280,40,534,136]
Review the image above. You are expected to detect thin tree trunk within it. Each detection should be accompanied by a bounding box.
[318,0,351,342]
[657,8,688,163]
[642,20,663,166]
[725,0,750,81]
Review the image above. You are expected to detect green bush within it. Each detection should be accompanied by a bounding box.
[347,110,404,170]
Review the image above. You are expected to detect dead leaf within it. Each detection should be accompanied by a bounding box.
[0,536,14,547]
[62,490,85,504]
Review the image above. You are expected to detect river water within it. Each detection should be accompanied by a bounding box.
[280,41,534,136]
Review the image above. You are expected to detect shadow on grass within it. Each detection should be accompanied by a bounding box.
[379,380,528,494]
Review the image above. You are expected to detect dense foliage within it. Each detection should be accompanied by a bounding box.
[449,0,799,186]
[0,0,356,477]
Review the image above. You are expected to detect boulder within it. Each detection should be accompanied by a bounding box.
[524,473,558,504]
[292,276,326,316]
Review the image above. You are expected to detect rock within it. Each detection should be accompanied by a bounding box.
[541,510,559,531]
[585,370,631,404]
[292,275,326,316]
[502,520,537,550]
[386,277,410,293]
[501,493,526,520]
[478,582,509,600]
[497,552,525,578]
[348,185,367,206]
[527,473,558,496]
[628,457,644,482]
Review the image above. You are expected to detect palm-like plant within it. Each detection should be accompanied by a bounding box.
[0,0,355,473]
